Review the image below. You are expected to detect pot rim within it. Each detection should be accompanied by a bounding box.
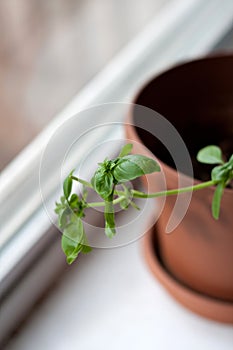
[132,53,233,107]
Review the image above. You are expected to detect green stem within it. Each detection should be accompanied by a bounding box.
[114,189,125,196]
[132,180,217,198]
[87,195,126,208]
[71,176,93,188]
[72,179,218,210]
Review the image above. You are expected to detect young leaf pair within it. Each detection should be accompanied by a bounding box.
[91,144,160,237]
[197,145,233,219]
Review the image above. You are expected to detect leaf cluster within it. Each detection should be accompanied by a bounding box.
[91,144,160,237]
[197,145,233,219]
[54,143,232,265]
[55,172,91,264]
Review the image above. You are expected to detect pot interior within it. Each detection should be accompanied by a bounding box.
[133,56,233,181]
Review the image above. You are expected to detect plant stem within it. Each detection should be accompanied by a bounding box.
[131,180,217,198]
[71,176,93,188]
[87,195,126,208]
[74,180,218,209]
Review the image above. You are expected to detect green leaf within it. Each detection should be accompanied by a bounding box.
[58,207,70,229]
[80,233,92,254]
[197,145,223,165]
[113,154,160,183]
[62,218,92,264]
[61,217,85,264]
[68,194,85,217]
[60,196,66,204]
[63,217,84,242]
[212,182,225,220]
[62,235,82,264]
[81,245,92,254]
[91,170,114,200]
[211,161,233,183]
[55,196,66,212]
[211,165,224,182]
[55,202,63,215]
[55,196,71,228]
[69,194,79,207]
[104,197,116,238]
[63,170,74,199]
[118,143,133,157]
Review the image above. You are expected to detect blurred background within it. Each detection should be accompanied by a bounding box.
[0,0,168,170]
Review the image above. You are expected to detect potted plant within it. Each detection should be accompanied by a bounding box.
[55,143,232,321]
[124,54,233,323]
[55,55,233,323]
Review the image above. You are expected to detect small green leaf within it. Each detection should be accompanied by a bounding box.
[197,145,223,165]
[211,165,224,182]
[60,196,66,204]
[58,207,70,229]
[63,170,74,199]
[113,154,160,183]
[91,170,114,200]
[54,201,63,215]
[55,196,71,228]
[104,197,116,238]
[211,161,233,183]
[212,182,225,220]
[61,217,85,264]
[80,234,92,254]
[64,217,84,242]
[62,217,92,264]
[68,194,86,218]
[69,194,79,207]
[118,143,133,157]
[62,235,82,264]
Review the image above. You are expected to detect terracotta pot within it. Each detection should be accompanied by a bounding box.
[142,223,233,323]
[125,55,233,311]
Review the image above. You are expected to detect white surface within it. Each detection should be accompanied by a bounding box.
[7,236,233,350]
[7,200,233,349]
